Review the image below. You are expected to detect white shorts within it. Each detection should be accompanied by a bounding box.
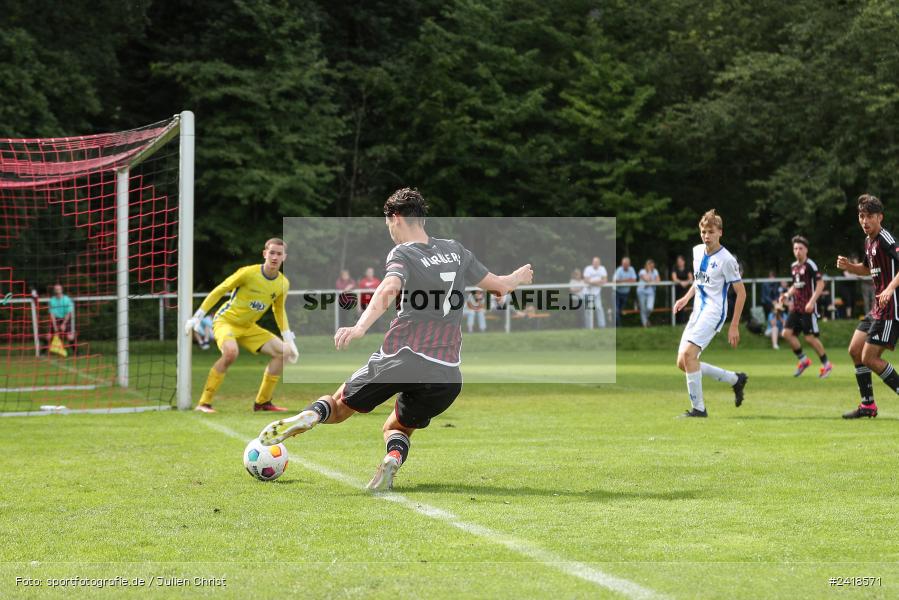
[679,307,726,353]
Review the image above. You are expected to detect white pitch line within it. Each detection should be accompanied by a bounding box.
[0,384,100,393]
[198,418,666,600]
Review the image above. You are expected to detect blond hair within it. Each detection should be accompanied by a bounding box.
[698,209,723,230]
[264,237,287,251]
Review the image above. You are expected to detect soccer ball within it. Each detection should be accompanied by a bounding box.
[243,438,289,481]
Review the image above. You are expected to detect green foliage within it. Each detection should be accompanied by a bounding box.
[151,0,344,275]
[5,0,899,284]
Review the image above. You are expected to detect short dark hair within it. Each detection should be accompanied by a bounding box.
[791,235,809,248]
[858,194,883,215]
[264,237,287,251]
[384,188,428,224]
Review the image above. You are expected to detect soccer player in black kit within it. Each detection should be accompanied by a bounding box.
[779,236,832,378]
[259,188,533,489]
[838,194,899,418]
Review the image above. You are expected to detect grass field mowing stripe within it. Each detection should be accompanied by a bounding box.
[198,417,666,600]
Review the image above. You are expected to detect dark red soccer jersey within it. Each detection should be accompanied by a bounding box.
[865,228,899,320]
[789,258,822,314]
[380,237,489,365]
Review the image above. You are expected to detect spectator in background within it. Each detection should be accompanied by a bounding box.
[670,255,693,324]
[464,290,487,333]
[193,315,214,350]
[335,269,356,327]
[582,256,607,328]
[841,254,865,318]
[637,259,660,327]
[766,301,786,349]
[48,284,76,348]
[613,257,637,326]
[357,267,381,311]
[568,268,587,327]
[760,270,781,315]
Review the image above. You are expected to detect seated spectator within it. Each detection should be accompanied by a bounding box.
[765,302,787,350]
[464,290,487,333]
[47,284,75,354]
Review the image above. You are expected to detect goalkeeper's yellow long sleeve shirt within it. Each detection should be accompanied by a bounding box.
[199,264,290,332]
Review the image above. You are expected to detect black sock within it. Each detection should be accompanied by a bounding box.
[819,353,828,364]
[386,432,410,464]
[855,364,875,405]
[878,363,899,395]
[305,398,331,423]
[793,348,806,361]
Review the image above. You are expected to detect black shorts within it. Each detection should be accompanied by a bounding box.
[785,311,820,336]
[343,349,463,429]
[857,316,899,348]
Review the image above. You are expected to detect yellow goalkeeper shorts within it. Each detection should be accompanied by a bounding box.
[213,320,277,354]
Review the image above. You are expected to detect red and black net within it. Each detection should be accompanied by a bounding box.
[0,118,181,413]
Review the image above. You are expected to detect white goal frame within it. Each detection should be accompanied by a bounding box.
[1,111,194,412]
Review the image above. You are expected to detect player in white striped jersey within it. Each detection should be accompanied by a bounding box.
[673,209,748,417]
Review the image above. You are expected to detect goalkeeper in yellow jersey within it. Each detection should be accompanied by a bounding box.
[185,238,299,413]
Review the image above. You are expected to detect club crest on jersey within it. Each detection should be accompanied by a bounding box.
[249,300,266,312]
[711,261,718,269]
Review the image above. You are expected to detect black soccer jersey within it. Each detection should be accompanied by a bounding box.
[381,237,489,365]
[790,258,822,314]
[865,228,899,320]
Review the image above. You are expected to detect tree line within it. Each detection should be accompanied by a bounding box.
[2,0,897,287]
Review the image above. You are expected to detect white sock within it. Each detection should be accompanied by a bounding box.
[700,362,739,385]
[686,370,704,411]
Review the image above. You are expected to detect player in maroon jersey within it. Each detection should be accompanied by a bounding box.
[837,194,899,418]
[779,236,833,378]
[258,188,533,489]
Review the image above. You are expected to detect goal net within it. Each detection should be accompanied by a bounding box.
[0,113,194,415]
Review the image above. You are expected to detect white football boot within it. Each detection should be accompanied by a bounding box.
[258,410,319,446]
[365,453,401,492]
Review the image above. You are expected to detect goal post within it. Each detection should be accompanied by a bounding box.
[176,110,195,411]
[0,111,194,415]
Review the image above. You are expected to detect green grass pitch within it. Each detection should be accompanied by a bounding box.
[1,323,897,598]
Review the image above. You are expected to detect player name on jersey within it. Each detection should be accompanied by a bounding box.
[419,252,462,267]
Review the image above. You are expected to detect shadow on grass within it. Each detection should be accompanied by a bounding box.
[271,478,308,485]
[402,482,700,502]
[733,415,899,422]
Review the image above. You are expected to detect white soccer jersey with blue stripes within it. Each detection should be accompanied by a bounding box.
[691,243,741,329]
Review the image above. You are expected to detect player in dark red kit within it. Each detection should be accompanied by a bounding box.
[258,188,533,489]
[837,194,899,418]
[779,236,832,378]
